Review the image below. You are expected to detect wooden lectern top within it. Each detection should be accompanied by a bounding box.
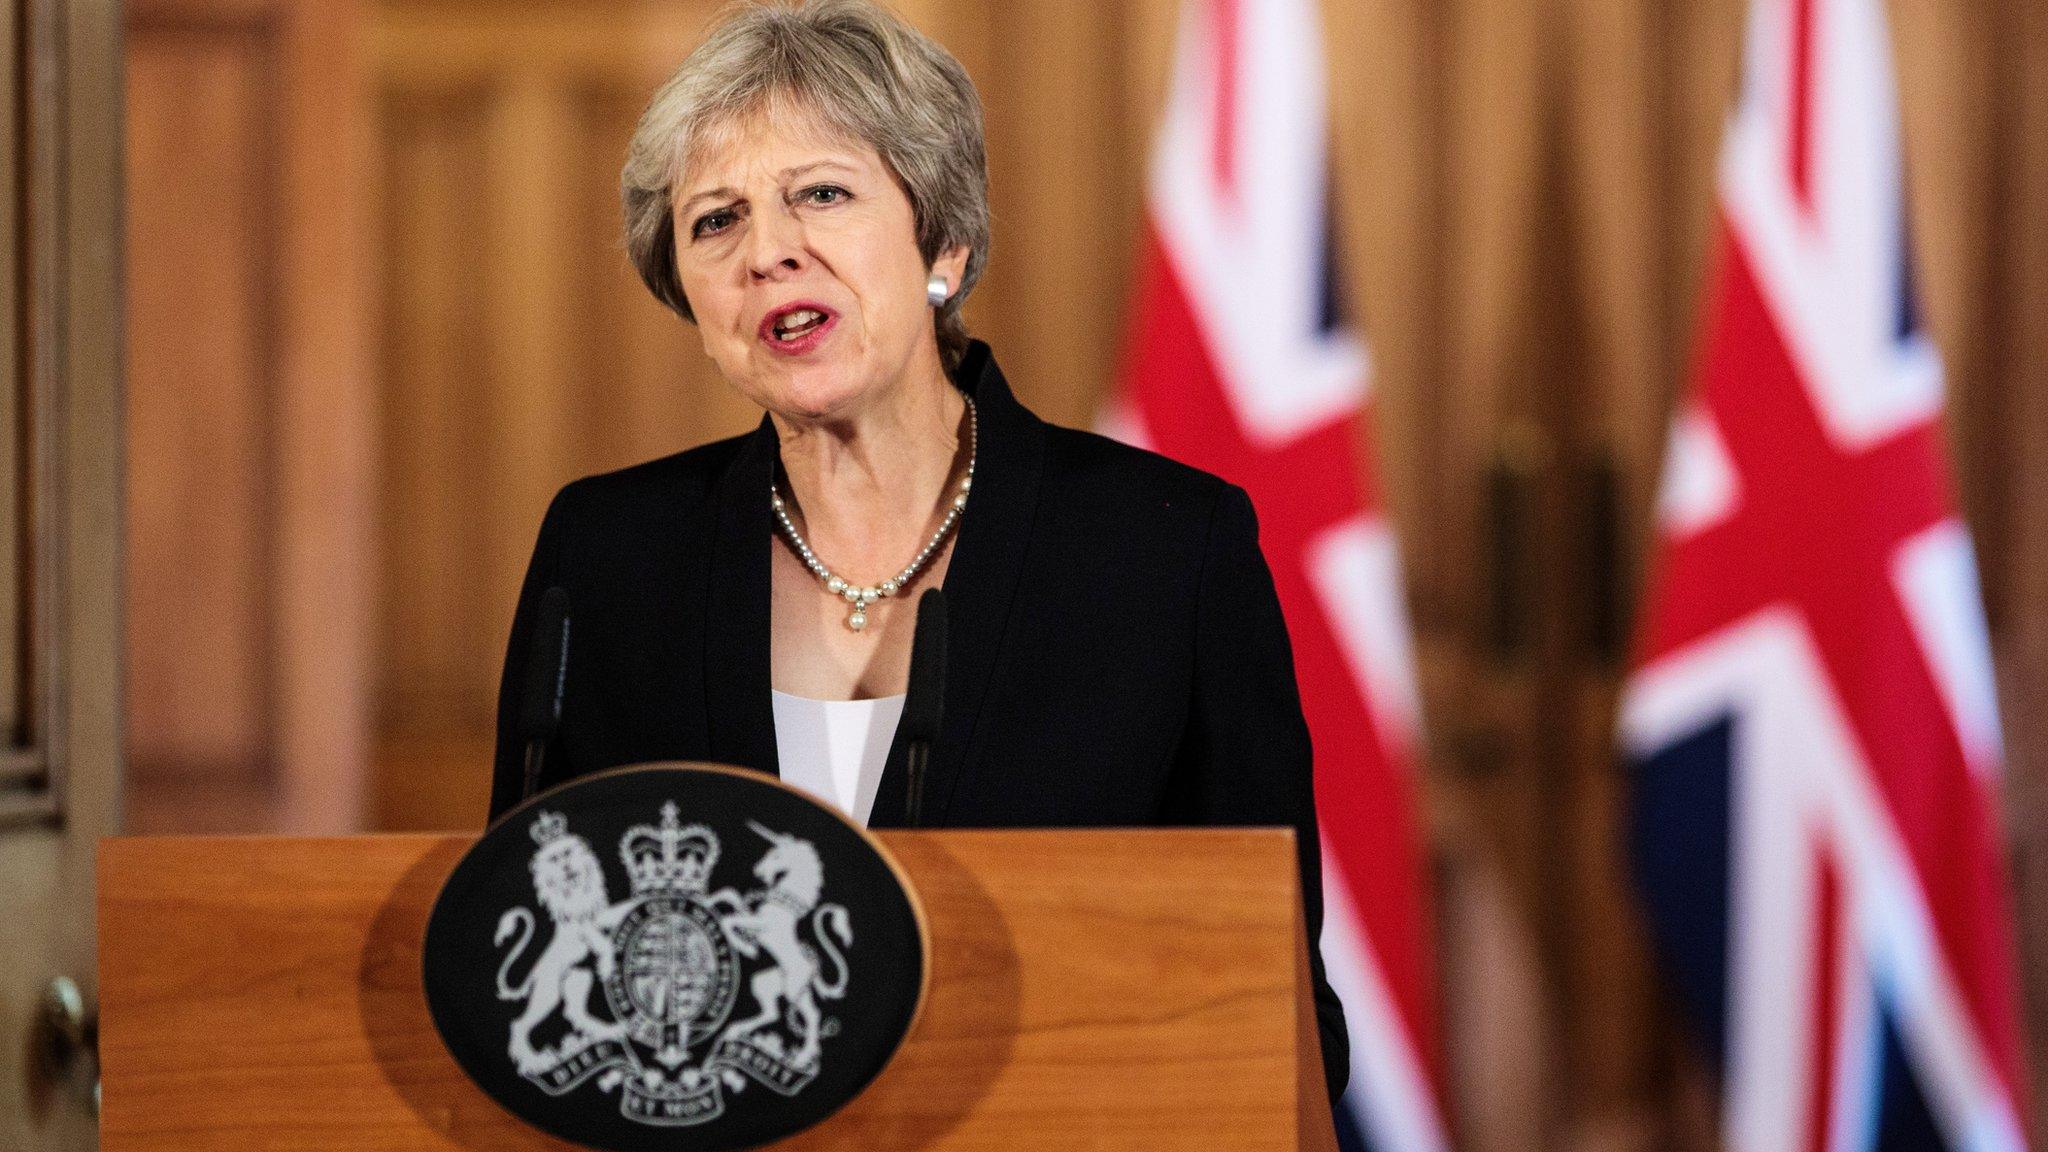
[100,829,1336,1151]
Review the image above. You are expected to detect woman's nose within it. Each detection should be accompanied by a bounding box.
[745,211,805,280]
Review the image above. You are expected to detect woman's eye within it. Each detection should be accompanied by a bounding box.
[692,209,735,239]
[802,185,849,206]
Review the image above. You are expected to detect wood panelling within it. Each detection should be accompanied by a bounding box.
[125,23,277,787]
[376,85,495,737]
[125,0,375,833]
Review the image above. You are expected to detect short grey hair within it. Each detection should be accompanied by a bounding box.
[622,0,990,369]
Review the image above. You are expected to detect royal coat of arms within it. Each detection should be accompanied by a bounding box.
[493,802,854,1126]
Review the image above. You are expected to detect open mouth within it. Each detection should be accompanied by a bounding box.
[772,309,828,340]
[759,303,839,351]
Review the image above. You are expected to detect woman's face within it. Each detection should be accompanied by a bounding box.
[671,106,967,423]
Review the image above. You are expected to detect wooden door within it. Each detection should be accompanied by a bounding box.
[0,0,124,1141]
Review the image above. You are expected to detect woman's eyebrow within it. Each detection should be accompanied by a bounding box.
[676,159,861,216]
[677,186,738,215]
[778,159,859,180]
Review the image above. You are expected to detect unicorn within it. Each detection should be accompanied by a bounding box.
[707,821,852,1068]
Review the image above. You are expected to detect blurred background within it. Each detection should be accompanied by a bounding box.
[116,0,2048,1149]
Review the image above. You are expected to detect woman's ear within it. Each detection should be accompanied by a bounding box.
[930,244,970,297]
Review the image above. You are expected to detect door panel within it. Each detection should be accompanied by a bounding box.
[122,0,375,835]
[125,27,275,798]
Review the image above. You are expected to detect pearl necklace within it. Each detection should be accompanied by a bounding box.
[771,394,976,632]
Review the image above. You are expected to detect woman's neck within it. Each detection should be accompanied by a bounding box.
[770,365,970,581]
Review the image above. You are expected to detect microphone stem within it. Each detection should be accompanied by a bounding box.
[906,743,927,827]
[522,740,546,802]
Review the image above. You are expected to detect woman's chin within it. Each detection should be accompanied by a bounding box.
[756,366,874,424]
[719,329,924,424]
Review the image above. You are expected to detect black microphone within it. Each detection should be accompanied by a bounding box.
[900,588,948,826]
[517,586,571,802]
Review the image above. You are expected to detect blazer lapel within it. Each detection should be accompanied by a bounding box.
[870,342,1045,826]
[702,416,781,778]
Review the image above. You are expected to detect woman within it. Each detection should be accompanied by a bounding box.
[488,0,1350,1105]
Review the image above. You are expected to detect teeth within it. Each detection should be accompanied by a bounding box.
[775,309,822,333]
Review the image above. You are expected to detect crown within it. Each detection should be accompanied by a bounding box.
[620,802,718,895]
[529,809,569,847]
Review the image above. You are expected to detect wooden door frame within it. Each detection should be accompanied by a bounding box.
[0,0,123,1141]
[19,0,125,875]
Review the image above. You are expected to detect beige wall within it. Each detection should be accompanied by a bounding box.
[123,0,2048,1147]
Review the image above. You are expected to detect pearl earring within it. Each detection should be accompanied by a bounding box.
[926,273,950,308]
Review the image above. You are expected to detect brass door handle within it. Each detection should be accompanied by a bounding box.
[33,975,99,1115]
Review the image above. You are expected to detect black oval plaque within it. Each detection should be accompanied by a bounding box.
[423,763,927,1151]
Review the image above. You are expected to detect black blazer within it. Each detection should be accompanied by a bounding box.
[489,341,1350,1104]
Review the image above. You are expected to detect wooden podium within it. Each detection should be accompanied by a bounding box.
[99,829,1339,1151]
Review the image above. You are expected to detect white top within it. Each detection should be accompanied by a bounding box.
[770,690,906,826]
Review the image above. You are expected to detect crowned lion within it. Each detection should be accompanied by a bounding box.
[496,812,629,1072]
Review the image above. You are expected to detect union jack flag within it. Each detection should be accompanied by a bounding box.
[1621,0,2031,1148]
[1105,1,1446,1148]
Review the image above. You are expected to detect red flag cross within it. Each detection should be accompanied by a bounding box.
[1121,223,1438,1078]
[1645,224,2026,1112]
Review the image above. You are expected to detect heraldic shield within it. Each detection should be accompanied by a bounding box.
[423,763,928,1152]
